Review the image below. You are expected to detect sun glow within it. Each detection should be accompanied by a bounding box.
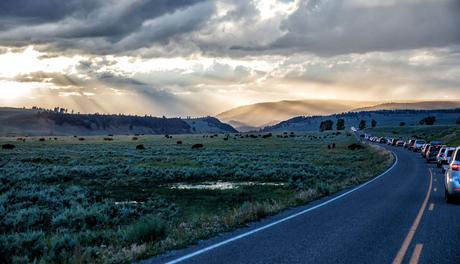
[0,81,36,100]
[0,46,80,78]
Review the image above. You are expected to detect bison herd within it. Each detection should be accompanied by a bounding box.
[1,132,355,152]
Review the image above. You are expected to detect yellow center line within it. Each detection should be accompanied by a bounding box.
[409,244,423,264]
[428,203,434,211]
[392,170,432,264]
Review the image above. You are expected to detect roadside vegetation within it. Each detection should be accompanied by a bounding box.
[0,132,393,263]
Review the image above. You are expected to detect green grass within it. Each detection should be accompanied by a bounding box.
[0,132,393,263]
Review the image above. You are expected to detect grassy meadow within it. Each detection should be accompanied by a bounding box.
[0,132,393,263]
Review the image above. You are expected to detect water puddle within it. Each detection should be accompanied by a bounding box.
[169,181,285,190]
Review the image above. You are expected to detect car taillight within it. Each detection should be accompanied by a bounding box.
[452,164,460,171]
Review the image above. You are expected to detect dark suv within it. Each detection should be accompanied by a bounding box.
[426,144,443,163]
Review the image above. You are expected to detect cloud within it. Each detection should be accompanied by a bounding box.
[0,0,209,54]
[0,0,459,116]
[234,0,460,56]
[14,71,81,87]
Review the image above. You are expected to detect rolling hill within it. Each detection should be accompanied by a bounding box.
[217,100,374,131]
[262,109,460,132]
[352,101,460,112]
[0,107,237,136]
[217,100,460,131]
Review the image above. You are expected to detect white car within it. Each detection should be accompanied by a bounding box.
[437,147,455,168]
[413,140,426,152]
[445,147,460,203]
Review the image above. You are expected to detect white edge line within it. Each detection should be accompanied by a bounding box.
[165,151,399,264]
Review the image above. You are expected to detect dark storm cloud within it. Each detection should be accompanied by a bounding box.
[1,0,458,57]
[0,1,99,25]
[233,0,460,56]
[0,0,210,53]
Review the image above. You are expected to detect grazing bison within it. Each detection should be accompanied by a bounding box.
[191,144,204,149]
[262,133,272,139]
[79,138,85,141]
[104,138,114,141]
[39,138,45,142]
[348,143,363,150]
[332,143,336,149]
[176,140,183,145]
[136,144,145,150]
[132,137,138,141]
[2,144,15,150]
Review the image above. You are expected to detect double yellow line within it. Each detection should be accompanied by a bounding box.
[392,169,433,264]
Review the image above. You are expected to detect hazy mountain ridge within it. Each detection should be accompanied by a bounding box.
[0,108,237,136]
[217,100,373,131]
[218,100,460,131]
[262,109,460,132]
[352,101,460,112]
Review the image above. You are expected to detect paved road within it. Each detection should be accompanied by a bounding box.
[144,145,460,264]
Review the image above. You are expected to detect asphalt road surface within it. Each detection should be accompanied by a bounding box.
[143,144,460,264]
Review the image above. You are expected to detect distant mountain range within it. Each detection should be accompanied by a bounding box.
[217,100,370,131]
[353,101,460,112]
[262,109,460,132]
[0,108,237,136]
[217,100,460,131]
[2,100,459,136]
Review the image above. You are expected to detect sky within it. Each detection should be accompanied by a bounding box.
[0,0,459,116]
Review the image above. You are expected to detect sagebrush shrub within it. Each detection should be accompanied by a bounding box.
[124,216,167,244]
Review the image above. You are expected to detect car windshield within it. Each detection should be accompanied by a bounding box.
[447,150,455,157]
[431,146,441,151]
[456,151,460,162]
[416,141,425,144]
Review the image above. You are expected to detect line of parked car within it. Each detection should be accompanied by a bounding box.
[364,134,459,203]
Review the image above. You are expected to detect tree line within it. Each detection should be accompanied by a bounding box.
[319,115,443,132]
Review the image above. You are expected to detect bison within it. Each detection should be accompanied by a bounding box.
[136,144,145,150]
[348,143,363,150]
[191,144,204,149]
[262,133,272,139]
[2,144,15,150]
